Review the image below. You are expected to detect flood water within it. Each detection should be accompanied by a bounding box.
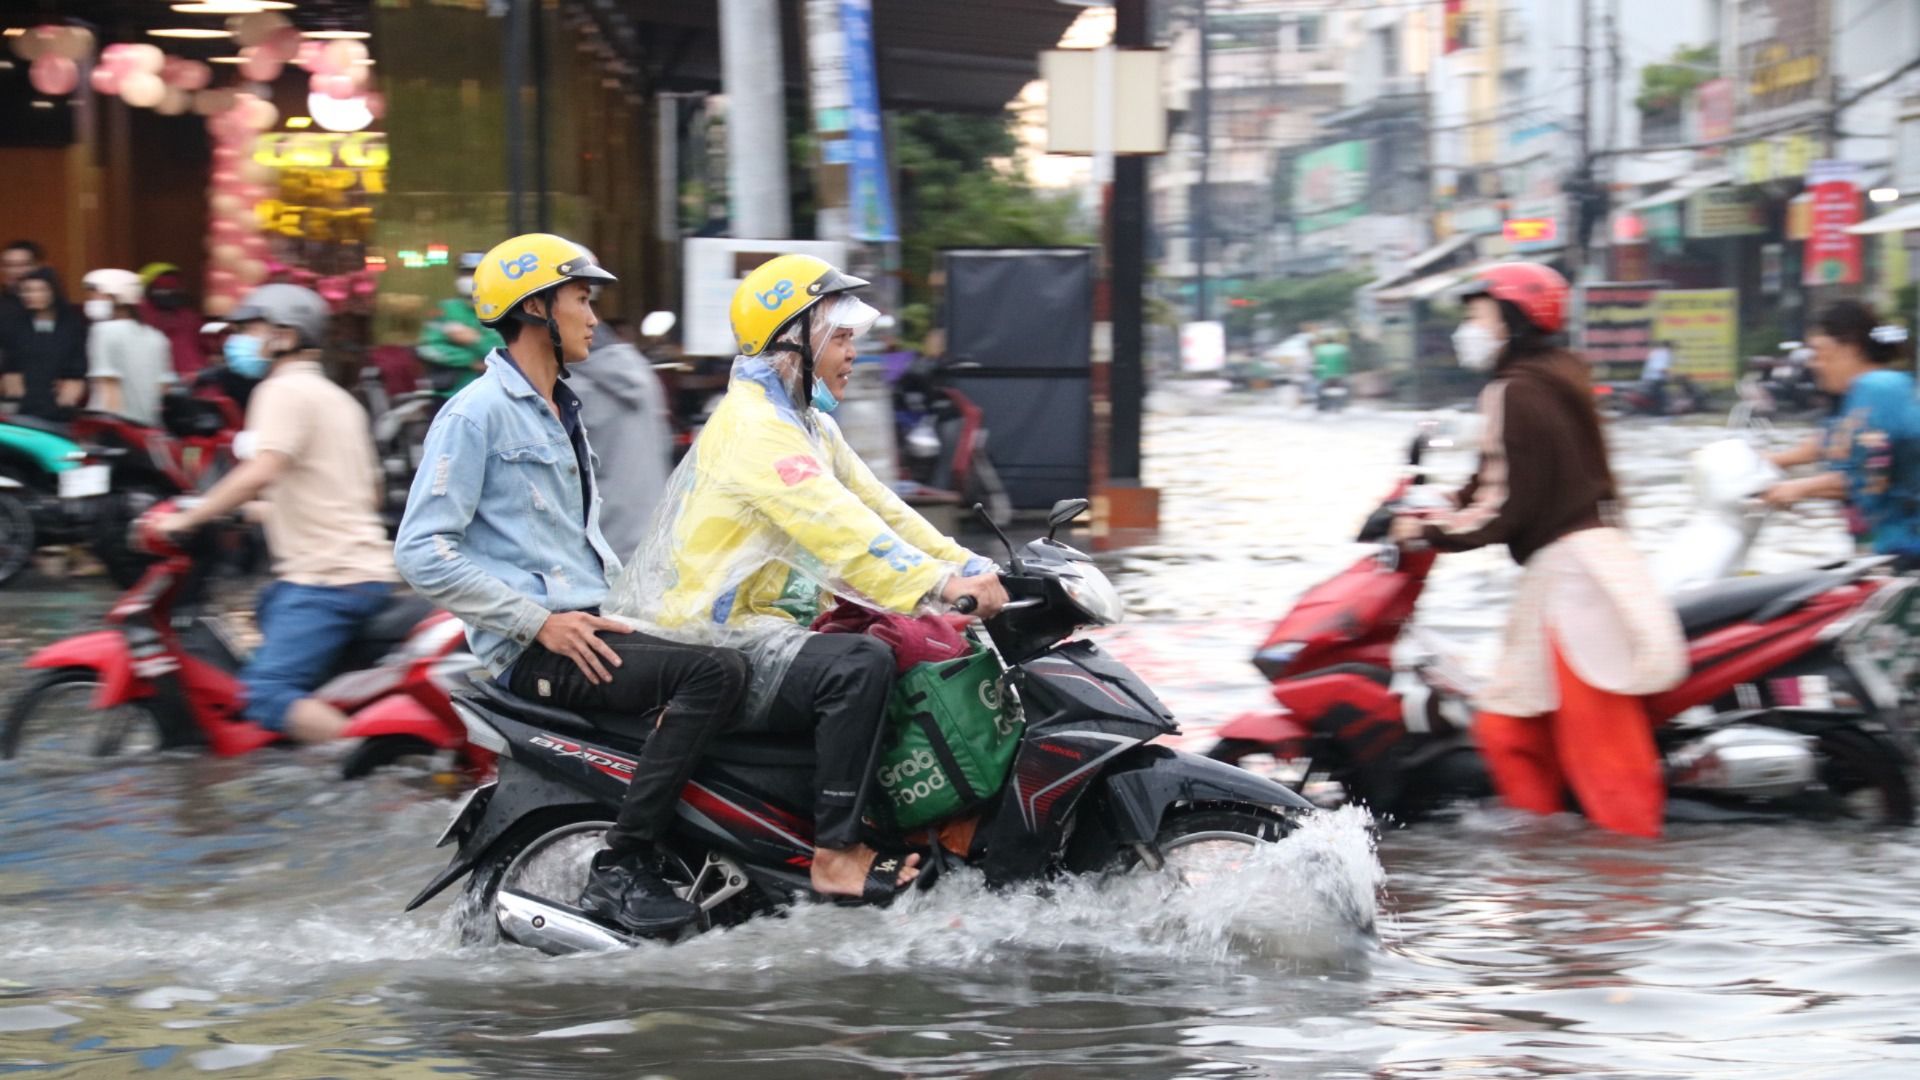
[5,386,1918,1079]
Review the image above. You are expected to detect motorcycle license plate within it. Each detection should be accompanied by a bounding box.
[58,465,110,500]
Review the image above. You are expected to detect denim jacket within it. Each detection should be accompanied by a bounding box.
[394,350,622,674]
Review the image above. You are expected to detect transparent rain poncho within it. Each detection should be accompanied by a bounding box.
[606,294,992,721]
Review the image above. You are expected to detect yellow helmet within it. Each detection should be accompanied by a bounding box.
[729,253,868,356]
[471,233,616,326]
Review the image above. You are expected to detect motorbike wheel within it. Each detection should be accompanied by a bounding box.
[457,813,708,948]
[1815,728,1915,825]
[0,491,34,588]
[93,484,170,590]
[1123,807,1294,882]
[1,668,163,766]
[339,735,441,780]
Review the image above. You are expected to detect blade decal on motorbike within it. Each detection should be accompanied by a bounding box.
[682,781,812,851]
[1027,665,1133,710]
[1014,731,1136,831]
[527,733,637,782]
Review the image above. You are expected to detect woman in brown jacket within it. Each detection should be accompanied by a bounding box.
[1392,263,1686,837]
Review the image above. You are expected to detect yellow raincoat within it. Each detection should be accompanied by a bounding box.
[608,356,989,716]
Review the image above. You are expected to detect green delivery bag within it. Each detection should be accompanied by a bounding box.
[874,644,1023,831]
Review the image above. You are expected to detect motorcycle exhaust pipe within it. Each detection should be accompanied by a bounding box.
[494,888,638,955]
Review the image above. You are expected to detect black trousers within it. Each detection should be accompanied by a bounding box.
[509,630,749,855]
[743,634,896,849]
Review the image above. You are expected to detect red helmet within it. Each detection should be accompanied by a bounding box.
[1464,262,1569,334]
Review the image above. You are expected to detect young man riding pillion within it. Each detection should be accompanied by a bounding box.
[394,234,749,936]
[606,254,1007,903]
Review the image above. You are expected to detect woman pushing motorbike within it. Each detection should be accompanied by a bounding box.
[1761,301,1920,567]
[1389,262,1687,838]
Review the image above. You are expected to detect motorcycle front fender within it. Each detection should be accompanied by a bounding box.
[1095,745,1316,847]
[26,630,138,709]
[403,761,598,912]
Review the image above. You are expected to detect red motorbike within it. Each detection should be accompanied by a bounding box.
[1208,433,1918,825]
[1,500,489,780]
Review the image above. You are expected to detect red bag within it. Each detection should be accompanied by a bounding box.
[811,603,971,673]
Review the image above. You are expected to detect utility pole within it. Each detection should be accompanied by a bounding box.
[1568,0,1595,280]
[1111,0,1148,486]
[1192,0,1211,324]
[718,0,791,239]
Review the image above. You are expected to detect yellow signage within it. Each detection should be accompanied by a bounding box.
[1653,288,1739,387]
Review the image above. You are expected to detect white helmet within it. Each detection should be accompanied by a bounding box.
[82,268,145,307]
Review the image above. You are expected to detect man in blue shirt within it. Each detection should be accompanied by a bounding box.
[1765,302,1920,563]
[395,234,748,936]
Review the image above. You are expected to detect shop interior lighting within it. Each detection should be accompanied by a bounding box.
[210,56,247,64]
[396,250,427,270]
[149,28,234,40]
[286,116,313,129]
[308,90,373,133]
[3,28,26,38]
[1870,187,1901,204]
[426,244,450,266]
[303,31,373,40]
[365,255,388,272]
[171,2,295,13]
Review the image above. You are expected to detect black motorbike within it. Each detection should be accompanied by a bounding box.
[406,500,1316,953]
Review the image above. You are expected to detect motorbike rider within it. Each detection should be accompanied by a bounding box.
[606,253,1006,903]
[394,233,748,937]
[1390,262,1686,838]
[1762,301,1920,566]
[157,284,399,744]
[81,269,176,427]
[415,251,503,397]
[1641,338,1675,415]
[137,263,209,380]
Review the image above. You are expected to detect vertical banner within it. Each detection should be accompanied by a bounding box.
[1442,0,1467,54]
[840,0,897,242]
[1653,289,1740,387]
[1804,159,1862,286]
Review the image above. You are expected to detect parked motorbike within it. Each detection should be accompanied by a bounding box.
[1596,375,1707,417]
[1207,431,1918,826]
[1315,377,1351,413]
[1747,342,1826,419]
[406,499,1316,953]
[1,499,486,779]
[893,356,1014,526]
[0,418,121,587]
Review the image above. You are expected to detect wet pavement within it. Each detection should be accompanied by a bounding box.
[4,386,1918,1079]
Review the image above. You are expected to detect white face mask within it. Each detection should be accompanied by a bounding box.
[84,299,117,322]
[1452,321,1503,372]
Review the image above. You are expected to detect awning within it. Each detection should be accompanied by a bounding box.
[1849,201,1920,235]
[1622,169,1735,212]
[1370,232,1479,291]
[1373,258,1502,304]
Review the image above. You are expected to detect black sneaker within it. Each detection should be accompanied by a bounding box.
[578,848,699,935]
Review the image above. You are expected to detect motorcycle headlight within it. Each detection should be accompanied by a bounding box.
[1059,565,1125,626]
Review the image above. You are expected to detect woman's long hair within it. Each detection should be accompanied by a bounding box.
[1490,296,1621,507]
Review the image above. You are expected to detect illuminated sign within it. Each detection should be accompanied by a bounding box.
[1503,217,1558,245]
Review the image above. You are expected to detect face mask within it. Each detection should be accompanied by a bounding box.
[1452,322,1503,372]
[810,378,840,413]
[148,290,184,311]
[224,333,269,378]
[84,299,117,322]
[455,276,475,298]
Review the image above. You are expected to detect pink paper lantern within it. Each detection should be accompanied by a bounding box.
[89,64,122,98]
[193,88,237,118]
[163,57,212,91]
[314,73,357,101]
[99,43,133,73]
[204,294,235,319]
[211,217,245,241]
[304,41,346,76]
[237,260,268,286]
[120,71,166,109]
[49,27,95,63]
[365,91,387,121]
[293,40,325,73]
[239,46,283,84]
[28,55,78,97]
[157,88,192,117]
[10,26,50,62]
[123,44,165,76]
[266,25,304,62]
[207,268,239,293]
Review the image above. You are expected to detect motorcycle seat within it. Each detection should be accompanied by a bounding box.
[463,679,816,767]
[353,592,438,647]
[1672,568,1845,638]
[6,415,74,440]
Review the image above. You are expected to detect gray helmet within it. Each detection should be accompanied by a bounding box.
[230,283,330,350]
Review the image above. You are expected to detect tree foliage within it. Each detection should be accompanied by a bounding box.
[1222,270,1375,340]
[1636,44,1719,116]
[893,111,1090,342]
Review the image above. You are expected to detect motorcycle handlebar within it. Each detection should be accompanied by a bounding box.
[953,595,978,615]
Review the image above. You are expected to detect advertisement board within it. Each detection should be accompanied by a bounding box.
[1293,141,1370,234]
[1804,159,1863,286]
[1734,0,1830,130]
[1687,186,1767,238]
[1180,321,1226,373]
[1653,289,1740,387]
[1579,284,1662,365]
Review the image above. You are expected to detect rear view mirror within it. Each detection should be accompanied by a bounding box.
[639,311,677,338]
[1047,498,1090,539]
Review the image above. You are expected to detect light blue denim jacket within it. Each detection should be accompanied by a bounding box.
[394,351,622,674]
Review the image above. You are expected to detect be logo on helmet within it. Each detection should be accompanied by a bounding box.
[756,279,795,311]
[499,253,541,281]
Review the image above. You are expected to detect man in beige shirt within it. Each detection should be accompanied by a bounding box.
[160,285,398,743]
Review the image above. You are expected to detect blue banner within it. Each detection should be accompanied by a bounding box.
[839,0,898,242]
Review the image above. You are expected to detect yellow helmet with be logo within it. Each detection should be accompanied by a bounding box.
[471,233,616,326]
[729,253,869,356]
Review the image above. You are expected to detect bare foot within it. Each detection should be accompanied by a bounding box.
[811,844,921,898]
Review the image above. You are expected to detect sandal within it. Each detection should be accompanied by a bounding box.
[820,846,926,908]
